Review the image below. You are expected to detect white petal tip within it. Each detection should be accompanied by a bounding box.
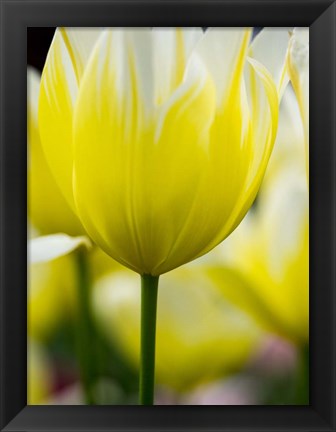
[29,234,92,264]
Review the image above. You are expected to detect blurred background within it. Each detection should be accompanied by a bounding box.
[27,27,309,405]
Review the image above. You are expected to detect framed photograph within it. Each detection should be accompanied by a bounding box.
[1,0,335,431]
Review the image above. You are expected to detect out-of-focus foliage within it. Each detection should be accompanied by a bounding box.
[93,267,263,392]
[28,341,54,404]
[28,255,77,340]
[89,247,124,281]
[28,243,121,341]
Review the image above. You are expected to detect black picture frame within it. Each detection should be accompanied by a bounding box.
[1,0,335,430]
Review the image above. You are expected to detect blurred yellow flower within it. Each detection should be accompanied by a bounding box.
[28,67,118,330]
[207,87,308,344]
[28,233,119,405]
[288,28,309,176]
[262,86,306,187]
[93,267,263,391]
[211,171,308,344]
[28,253,77,339]
[28,67,83,236]
[28,64,118,301]
[28,234,119,346]
[38,27,289,276]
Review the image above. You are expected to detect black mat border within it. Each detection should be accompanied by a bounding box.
[1,0,335,431]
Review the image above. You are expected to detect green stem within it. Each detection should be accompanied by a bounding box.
[139,274,159,405]
[75,248,96,404]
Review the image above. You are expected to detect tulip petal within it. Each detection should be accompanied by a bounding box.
[29,234,91,264]
[249,27,291,97]
[226,57,279,233]
[73,30,217,274]
[195,56,278,256]
[150,56,217,273]
[73,30,150,272]
[38,28,102,211]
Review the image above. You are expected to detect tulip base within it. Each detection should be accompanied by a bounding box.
[139,274,159,405]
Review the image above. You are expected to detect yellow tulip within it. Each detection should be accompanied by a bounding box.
[38,27,288,276]
[207,88,308,344]
[28,67,83,236]
[93,267,263,392]
[287,28,309,176]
